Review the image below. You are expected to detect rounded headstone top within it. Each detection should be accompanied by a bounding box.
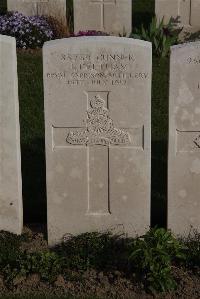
[0,34,16,45]
[171,41,200,52]
[43,36,152,50]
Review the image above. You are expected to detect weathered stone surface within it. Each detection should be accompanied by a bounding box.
[0,35,23,235]
[190,0,200,27]
[43,36,152,245]
[73,0,132,36]
[7,0,66,26]
[168,42,200,236]
[155,0,200,39]
[155,0,190,26]
[156,0,200,32]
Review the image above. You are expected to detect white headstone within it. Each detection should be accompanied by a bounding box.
[0,35,23,235]
[7,0,66,26]
[73,0,132,36]
[168,42,200,236]
[155,0,190,26]
[43,36,152,245]
[155,0,200,31]
[190,0,200,27]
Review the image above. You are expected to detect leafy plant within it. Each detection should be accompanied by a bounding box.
[20,252,63,282]
[1,228,200,293]
[130,17,181,57]
[129,228,186,292]
[56,232,128,271]
[3,251,63,284]
[182,229,200,272]
[0,231,24,267]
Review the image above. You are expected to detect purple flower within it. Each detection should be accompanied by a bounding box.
[0,12,54,49]
[72,30,109,37]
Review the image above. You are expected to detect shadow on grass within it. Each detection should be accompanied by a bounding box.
[21,139,46,224]
[54,231,131,273]
[151,57,169,228]
[132,0,155,30]
[151,140,167,228]
[0,0,7,15]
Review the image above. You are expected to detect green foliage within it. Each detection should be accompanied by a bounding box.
[0,232,62,284]
[183,230,200,272]
[131,17,180,57]
[56,232,129,271]
[1,229,200,293]
[0,231,24,267]
[3,251,63,284]
[129,228,186,292]
[18,252,63,282]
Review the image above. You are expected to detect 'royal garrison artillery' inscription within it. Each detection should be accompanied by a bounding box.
[44,37,152,245]
[66,94,130,146]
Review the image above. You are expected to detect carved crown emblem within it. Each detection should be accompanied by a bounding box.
[66,95,130,146]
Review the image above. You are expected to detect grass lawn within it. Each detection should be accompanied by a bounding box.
[17,50,46,223]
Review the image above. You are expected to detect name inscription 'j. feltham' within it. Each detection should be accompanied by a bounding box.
[66,95,130,146]
[46,52,149,86]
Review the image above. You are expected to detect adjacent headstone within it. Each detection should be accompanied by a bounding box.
[190,0,200,27]
[43,36,152,245]
[0,35,23,235]
[73,0,132,36]
[168,42,200,236]
[156,0,200,32]
[7,0,66,26]
[155,0,190,26]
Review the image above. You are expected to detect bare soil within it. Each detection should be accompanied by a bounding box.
[0,226,199,299]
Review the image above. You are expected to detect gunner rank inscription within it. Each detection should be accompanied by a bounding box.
[44,37,151,245]
[46,51,149,87]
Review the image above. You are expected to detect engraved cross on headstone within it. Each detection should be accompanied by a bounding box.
[90,0,117,31]
[176,129,200,153]
[66,91,132,216]
[177,0,192,26]
[189,0,192,26]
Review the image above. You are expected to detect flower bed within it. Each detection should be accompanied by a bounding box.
[0,12,54,49]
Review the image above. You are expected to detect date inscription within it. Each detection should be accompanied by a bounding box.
[46,52,149,86]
